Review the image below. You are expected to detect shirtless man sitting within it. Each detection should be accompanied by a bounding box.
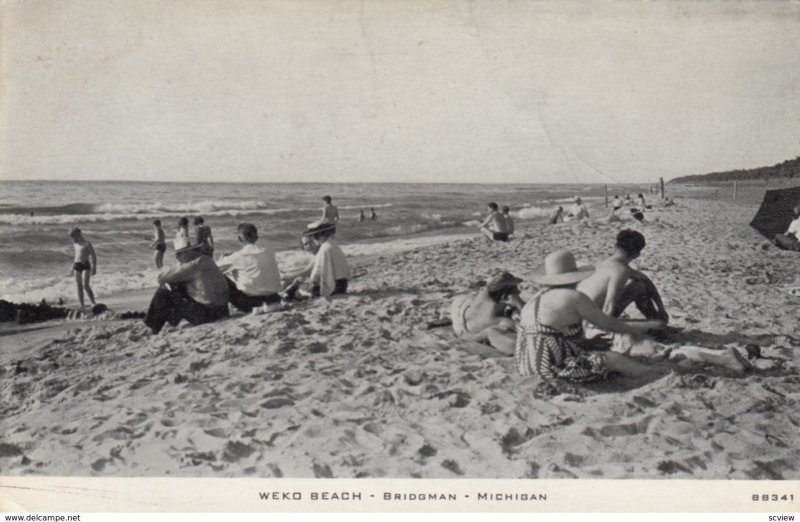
[479,202,511,242]
[577,229,668,322]
[450,271,525,354]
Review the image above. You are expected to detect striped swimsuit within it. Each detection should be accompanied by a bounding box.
[514,292,608,382]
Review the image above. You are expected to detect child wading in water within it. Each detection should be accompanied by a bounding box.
[150,219,166,268]
[69,227,97,307]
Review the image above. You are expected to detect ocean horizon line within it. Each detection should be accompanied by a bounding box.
[1,178,658,186]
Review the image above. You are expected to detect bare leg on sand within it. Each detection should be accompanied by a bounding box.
[669,345,751,372]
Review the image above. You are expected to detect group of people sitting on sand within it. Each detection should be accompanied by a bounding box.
[479,202,515,242]
[142,218,351,335]
[451,229,750,381]
[549,197,591,224]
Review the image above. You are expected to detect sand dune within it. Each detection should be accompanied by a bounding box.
[1,198,798,479]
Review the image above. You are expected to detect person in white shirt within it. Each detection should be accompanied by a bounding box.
[283,223,350,298]
[216,223,283,311]
[774,206,800,251]
[565,197,589,221]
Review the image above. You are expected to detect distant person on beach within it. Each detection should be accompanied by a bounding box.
[548,206,564,225]
[69,227,97,308]
[612,195,623,211]
[515,249,665,381]
[284,223,350,298]
[577,229,669,323]
[321,196,340,225]
[150,219,166,268]
[663,197,677,207]
[565,197,589,221]
[194,216,214,257]
[216,223,282,311]
[450,271,525,354]
[176,217,190,249]
[479,202,511,242]
[623,194,633,206]
[144,243,229,334]
[501,206,515,236]
[359,209,366,222]
[370,207,377,220]
[773,206,800,251]
[637,193,647,208]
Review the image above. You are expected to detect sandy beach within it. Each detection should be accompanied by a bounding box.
[1,197,798,480]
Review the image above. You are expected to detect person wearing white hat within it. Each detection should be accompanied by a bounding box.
[515,249,665,381]
[282,222,350,299]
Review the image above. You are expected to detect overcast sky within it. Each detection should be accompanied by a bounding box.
[2,0,799,184]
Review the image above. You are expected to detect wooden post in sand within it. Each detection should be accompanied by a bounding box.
[733,180,737,200]
[604,185,608,208]
[659,177,664,199]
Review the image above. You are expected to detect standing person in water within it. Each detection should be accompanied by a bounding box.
[194,216,214,257]
[176,217,190,249]
[150,219,166,268]
[370,207,377,220]
[69,227,97,308]
[359,209,366,222]
[321,196,340,225]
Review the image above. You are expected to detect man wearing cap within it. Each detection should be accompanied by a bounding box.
[216,223,283,312]
[450,271,525,354]
[773,206,800,251]
[576,229,668,323]
[144,243,229,334]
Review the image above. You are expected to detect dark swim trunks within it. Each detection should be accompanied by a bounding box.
[73,261,91,272]
[155,243,166,252]
[492,232,509,242]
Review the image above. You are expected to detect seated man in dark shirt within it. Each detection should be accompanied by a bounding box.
[144,243,229,334]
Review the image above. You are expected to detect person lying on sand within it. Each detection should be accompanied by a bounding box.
[144,243,229,334]
[216,223,283,312]
[773,205,800,251]
[577,229,668,322]
[479,202,511,242]
[450,271,525,355]
[69,227,97,308]
[283,223,350,298]
[515,249,667,381]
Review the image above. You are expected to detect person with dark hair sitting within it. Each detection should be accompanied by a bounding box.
[144,243,229,334]
[577,229,668,322]
[450,271,525,354]
[479,202,511,242]
[216,223,283,312]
